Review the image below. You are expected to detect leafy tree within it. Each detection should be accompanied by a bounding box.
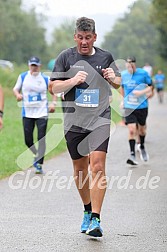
[151,0,167,59]
[48,19,76,59]
[101,0,159,66]
[0,0,48,64]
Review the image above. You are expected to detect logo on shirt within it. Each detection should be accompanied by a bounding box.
[96,65,102,69]
[70,65,85,70]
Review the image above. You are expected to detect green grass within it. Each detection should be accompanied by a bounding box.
[0,65,27,88]
[111,88,122,124]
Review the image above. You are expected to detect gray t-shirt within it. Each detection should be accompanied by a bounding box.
[51,46,119,132]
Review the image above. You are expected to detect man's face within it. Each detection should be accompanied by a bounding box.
[126,61,136,74]
[29,64,40,75]
[74,31,97,55]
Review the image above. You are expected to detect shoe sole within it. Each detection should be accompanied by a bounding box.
[81,230,87,233]
[35,170,43,174]
[86,227,103,237]
[127,159,138,165]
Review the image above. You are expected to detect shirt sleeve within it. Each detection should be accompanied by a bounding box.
[13,75,22,91]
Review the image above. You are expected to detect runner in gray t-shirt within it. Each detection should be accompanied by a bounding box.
[49,17,121,237]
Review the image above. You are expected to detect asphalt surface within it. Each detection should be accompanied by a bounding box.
[0,94,167,252]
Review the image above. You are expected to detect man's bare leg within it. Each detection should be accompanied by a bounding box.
[73,156,90,205]
[89,151,107,214]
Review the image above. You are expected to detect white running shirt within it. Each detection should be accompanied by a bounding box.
[14,71,49,118]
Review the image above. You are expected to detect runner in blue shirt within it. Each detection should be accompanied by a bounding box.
[121,56,152,165]
[154,70,165,103]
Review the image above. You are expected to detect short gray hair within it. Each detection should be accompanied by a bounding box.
[75,17,96,33]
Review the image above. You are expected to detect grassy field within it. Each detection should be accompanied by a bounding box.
[0,67,122,179]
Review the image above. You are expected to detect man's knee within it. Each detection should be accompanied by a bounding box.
[90,161,105,175]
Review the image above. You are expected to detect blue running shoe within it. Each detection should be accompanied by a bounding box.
[34,163,43,174]
[86,217,103,237]
[80,211,91,233]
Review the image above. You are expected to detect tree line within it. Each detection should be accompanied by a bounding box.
[101,0,166,70]
[0,0,166,70]
[0,0,48,64]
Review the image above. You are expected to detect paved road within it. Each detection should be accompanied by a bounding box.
[0,94,167,252]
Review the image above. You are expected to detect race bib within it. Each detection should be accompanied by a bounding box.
[127,95,139,105]
[28,93,42,103]
[75,88,99,107]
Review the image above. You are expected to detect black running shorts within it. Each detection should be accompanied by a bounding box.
[124,108,148,126]
[65,125,110,160]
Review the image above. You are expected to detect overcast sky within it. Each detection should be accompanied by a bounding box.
[22,0,137,45]
[23,0,137,17]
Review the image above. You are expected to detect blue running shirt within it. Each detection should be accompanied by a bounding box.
[154,73,165,89]
[121,68,152,109]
